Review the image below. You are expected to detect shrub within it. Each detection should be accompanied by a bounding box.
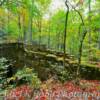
[10,67,41,89]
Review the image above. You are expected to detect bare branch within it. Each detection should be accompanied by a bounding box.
[66,0,87,78]
[67,1,84,26]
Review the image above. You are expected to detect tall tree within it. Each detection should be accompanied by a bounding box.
[63,0,69,68]
[88,0,92,61]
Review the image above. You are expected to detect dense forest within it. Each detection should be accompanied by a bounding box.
[0,0,100,99]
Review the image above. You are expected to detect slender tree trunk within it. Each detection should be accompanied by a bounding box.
[38,19,42,48]
[48,21,51,49]
[1,15,4,31]
[22,13,26,43]
[58,32,61,51]
[77,30,87,76]
[98,31,100,50]
[61,33,64,52]
[29,0,33,43]
[76,23,87,78]
[88,0,92,61]
[18,13,21,42]
[7,0,9,35]
[67,1,87,79]
[28,14,33,43]
[63,0,69,68]
[56,31,60,50]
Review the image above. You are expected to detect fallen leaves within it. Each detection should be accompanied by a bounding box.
[5,80,100,100]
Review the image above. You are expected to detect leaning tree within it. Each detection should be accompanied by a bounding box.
[64,0,87,81]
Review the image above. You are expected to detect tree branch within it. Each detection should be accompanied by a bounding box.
[67,0,87,78]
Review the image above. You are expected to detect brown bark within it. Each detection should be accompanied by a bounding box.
[63,0,69,68]
[18,13,21,41]
[88,0,92,61]
[48,21,51,49]
[68,1,87,77]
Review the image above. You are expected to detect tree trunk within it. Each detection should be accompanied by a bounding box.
[48,21,51,48]
[18,13,21,42]
[22,13,27,43]
[88,0,92,61]
[63,1,69,68]
[7,0,10,35]
[38,19,42,48]
[68,1,87,79]
[98,31,100,50]
[77,29,87,75]
[29,0,33,43]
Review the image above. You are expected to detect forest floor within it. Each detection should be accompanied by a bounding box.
[4,79,100,100]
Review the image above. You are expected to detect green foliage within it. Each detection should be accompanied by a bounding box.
[14,67,41,89]
[0,58,9,87]
[0,58,41,93]
[51,64,73,82]
[0,57,8,68]
[0,0,99,63]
